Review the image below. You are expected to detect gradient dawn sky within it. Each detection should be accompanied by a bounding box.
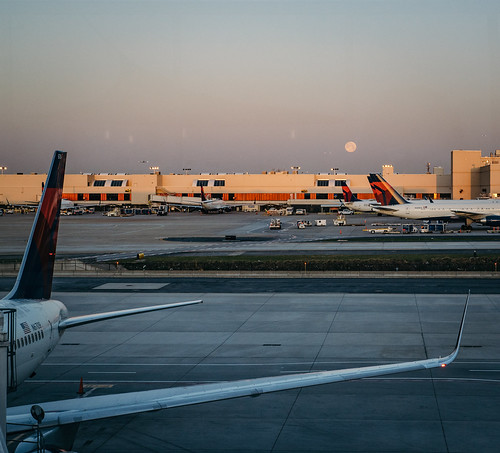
[1,0,499,175]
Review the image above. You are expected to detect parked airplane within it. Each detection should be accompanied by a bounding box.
[154,186,233,213]
[4,197,92,214]
[340,183,380,213]
[368,173,500,226]
[4,152,470,451]
[198,185,233,213]
[0,151,202,390]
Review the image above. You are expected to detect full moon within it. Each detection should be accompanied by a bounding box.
[345,141,357,153]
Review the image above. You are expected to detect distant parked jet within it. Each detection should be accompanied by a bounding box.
[340,182,380,212]
[368,173,500,226]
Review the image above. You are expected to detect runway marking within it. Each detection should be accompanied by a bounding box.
[87,371,137,374]
[25,377,500,385]
[26,379,223,384]
[92,283,169,290]
[42,359,498,367]
[469,369,500,372]
[41,361,390,367]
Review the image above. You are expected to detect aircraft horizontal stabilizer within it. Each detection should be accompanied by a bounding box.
[7,294,469,434]
[58,300,202,330]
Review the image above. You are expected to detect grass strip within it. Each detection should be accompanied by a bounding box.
[114,253,500,272]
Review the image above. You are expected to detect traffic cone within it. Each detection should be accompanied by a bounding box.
[77,377,84,396]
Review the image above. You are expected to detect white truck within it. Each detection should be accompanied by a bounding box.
[363,226,398,234]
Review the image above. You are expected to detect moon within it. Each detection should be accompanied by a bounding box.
[345,141,357,153]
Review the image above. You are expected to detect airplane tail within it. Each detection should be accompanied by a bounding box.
[200,185,207,201]
[367,173,408,206]
[5,151,66,300]
[341,184,359,202]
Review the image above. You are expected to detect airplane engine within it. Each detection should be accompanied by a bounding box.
[478,215,500,227]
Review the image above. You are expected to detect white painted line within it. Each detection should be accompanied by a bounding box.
[87,371,137,374]
[92,283,170,290]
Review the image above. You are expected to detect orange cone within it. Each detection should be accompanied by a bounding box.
[77,377,84,396]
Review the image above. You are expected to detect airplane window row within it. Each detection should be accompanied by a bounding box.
[16,330,45,350]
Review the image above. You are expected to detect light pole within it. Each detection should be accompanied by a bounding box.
[331,167,339,175]
[149,166,160,175]
[183,168,191,175]
[0,166,6,175]
[291,166,301,174]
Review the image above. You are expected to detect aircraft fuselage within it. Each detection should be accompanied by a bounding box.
[1,298,67,385]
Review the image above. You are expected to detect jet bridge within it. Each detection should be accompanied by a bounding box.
[0,309,17,391]
[1,312,9,450]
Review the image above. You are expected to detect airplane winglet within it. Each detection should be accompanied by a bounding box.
[438,291,470,366]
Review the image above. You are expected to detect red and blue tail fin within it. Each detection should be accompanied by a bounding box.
[200,185,207,201]
[341,184,359,202]
[368,173,408,206]
[5,151,66,300]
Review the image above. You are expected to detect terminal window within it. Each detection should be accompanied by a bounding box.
[334,180,347,186]
[93,180,106,187]
[214,180,225,186]
[316,193,328,199]
[317,180,329,186]
[196,180,209,186]
[111,180,125,187]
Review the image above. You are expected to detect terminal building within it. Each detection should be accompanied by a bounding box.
[1,149,500,211]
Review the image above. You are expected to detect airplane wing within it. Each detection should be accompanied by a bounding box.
[7,294,469,434]
[451,210,486,221]
[58,300,203,330]
[372,206,400,212]
[168,202,202,210]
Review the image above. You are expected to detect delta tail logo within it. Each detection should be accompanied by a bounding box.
[368,174,408,206]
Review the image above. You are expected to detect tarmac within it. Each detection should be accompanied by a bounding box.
[2,211,500,452]
[5,288,500,453]
[1,211,500,260]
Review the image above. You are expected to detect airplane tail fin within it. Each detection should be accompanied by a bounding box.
[200,185,207,201]
[341,184,359,202]
[5,151,66,300]
[367,173,408,206]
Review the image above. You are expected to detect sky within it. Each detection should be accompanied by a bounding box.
[1,0,500,175]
